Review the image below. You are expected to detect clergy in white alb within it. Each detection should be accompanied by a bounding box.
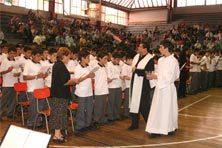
[146,40,180,136]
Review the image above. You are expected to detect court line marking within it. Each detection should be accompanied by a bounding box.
[49,134,222,148]
[1,95,217,148]
[178,95,211,112]
[179,114,222,119]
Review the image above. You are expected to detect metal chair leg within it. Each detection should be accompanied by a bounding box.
[45,115,49,134]
[69,109,74,132]
[21,105,24,126]
[33,114,39,130]
[12,104,18,121]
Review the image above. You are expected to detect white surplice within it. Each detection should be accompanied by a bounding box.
[145,55,180,135]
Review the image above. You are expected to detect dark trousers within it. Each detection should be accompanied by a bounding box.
[0,87,16,118]
[93,94,108,124]
[107,88,122,120]
[200,71,208,90]
[215,70,222,87]
[27,92,43,126]
[130,91,151,128]
[208,72,216,88]
[75,96,93,130]
[190,72,201,94]
[123,88,129,117]
[178,71,187,97]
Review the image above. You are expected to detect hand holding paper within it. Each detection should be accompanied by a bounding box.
[39,66,50,74]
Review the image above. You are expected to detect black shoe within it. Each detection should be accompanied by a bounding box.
[35,124,43,129]
[127,126,139,130]
[122,116,129,120]
[107,119,114,122]
[52,136,67,144]
[29,124,43,129]
[179,95,186,98]
[7,115,13,119]
[85,124,99,131]
[93,122,100,128]
[74,129,84,136]
[168,131,176,136]
[149,133,161,138]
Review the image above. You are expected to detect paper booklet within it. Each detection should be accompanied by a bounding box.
[39,66,50,74]
[0,125,51,148]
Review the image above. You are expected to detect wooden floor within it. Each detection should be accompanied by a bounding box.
[1,88,222,148]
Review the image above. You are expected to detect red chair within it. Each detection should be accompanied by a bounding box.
[33,87,51,134]
[68,102,78,132]
[13,82,30,126]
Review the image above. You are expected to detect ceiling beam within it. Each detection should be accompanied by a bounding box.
[141,0,146,7]
[130,6,168,11]
[127,0,135,8]
[101,0,168,11]
[102,1,130,11]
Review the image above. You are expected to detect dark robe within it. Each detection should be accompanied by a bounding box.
[129,54,154,128]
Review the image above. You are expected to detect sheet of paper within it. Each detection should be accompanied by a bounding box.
[0,125,51,148]
[39,66,50,73]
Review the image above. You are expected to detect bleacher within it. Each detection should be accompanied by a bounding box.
[173,12,222,27]
[0,12,26,43]
[125,12,222,35]
[125,21,172,34]
[0,11,44,44]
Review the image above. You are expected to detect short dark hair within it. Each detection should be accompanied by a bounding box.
[48,48,57,55]
[97,51,108,60]
[112,51,122,59]
[8,45,16,52]
[24,46,32,52]
[126,50,136,60]
[32,47,43,55]
[70,46,79,54]
[16,43,23,48]
[141,41,150,50]
[153,55,160,61]
[160,40,174,52]
[78,50,90,61]
[42,47,48,52]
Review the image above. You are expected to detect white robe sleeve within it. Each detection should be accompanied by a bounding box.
[157,58,180,89]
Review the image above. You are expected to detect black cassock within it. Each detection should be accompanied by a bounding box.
[129,54,154,128]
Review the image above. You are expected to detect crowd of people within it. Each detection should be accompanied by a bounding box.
[0,10,221,144]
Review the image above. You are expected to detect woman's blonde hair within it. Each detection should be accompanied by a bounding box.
[57,47,71,60]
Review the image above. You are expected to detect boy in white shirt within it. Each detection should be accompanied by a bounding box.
[107,52,122,121]
[16,46,32,82]
[119,51,126,92]
[121,53,134,118]
[74,50,95,135]
[93,51,109,125]
[40,48,49,66]
[189,49,201,94]
[44,48,57,88]
[0,46,18,120]
[89,48,98,67]
[66,48,79,102]
[215,51,222,87]
[208,51,217,88]
[200,51,210,91]
[15,43,24,60]
[0,44,8,64]
[23,48,48,127]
